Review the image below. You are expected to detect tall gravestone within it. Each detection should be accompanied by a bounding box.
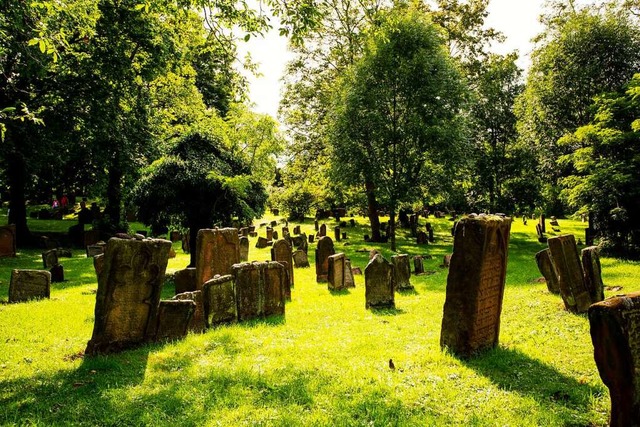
[535,248,560,294]
[232,261,286,321]
[315,236,335,282]
[364,254,395,309]
[196,228,239,291]
[8,269,51,303]
[271,239,294,288]
[85,238,172,355]
[327,253,346,290]
[392,254,413,291]
[589,292,640,427]
[414,256,424,275]
[0,224,17,258]
[42,249,58,269]
[334,227,341,242]
[202,275,237,326]
[547,235,592,313]
[319,224,326,237]
[440,215,511,358]
[582,246,605,303]
[239,236,249,262]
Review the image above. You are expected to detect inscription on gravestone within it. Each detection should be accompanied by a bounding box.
[364,254,394,309]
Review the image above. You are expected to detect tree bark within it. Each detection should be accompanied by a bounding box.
[6,147,30,246]
[105,155,123,231]
[390,207,396,252]
[365,180,381,242]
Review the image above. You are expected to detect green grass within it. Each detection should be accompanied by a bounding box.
[0,214,629,426]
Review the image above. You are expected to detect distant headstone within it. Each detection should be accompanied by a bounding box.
[93,254,104,277]
[239,236,249,262]
[50,264,64,283]
[413,256,425,275]
[428,228,434,243]
[535,249,560,294]
[270,220,278,227]
[174,267,196,294]
[155,300,195,341]
[314,220,319,231]
[440,215,512,358]
[417,231,428,244]
[240,227,249,237]
[293,250,310,268]
[334,227,341,242]
[85,238,172,355]
[328,253,346,290]
[350,219,356,227]
[345,259,355,288]
[582,246,605,303]
[392,254,413,291]
[271,239,294,288]
[196,228,239,290]
[319,224,327,237]
[256,236,269,248]
[0,224,17,257]
[266,227,274,242]
[589,292,640,427]
[364,254,395,309]
[293,225,301,235]
[273,231,279,241]
[315,236,335,282]
[84,230,100,247]
[42,249,58,269]
[202,274,237,326]
[173,290,205,333]
[282,226,289,235]
[8,269,51,303]
[548,234,592,313]
[308,235,314,244]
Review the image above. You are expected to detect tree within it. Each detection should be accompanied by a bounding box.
[131,131,267,266]
[329,8,467,251]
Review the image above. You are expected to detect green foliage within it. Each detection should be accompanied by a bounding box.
[559,74,640,258]
[270,184,316,221]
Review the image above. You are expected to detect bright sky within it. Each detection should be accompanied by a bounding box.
[238,0,546,119]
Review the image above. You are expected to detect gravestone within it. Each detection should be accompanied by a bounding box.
[278,260,292,300]
[173,290,205,333]
[308,235,314,244]
[582,246,605,303]
[196,228,239,290]
[547,234,592,313]
[293,250,310,268]
[293,225,301,235]
[428,228,434,243]
[319,224,327,237]
[282,226,289,235]
[315,236,335,282]
[350,219,356,227]
[334,227,341,242]
[174,267,196,294]
[256,236,269,248]
[266,227,274,241]
[155,300,196,341]
[417,231,428,245]
[364,254,395,309]
[413,256,425,275]
[270,220,278,227]
[8,269,51,303]
[50,264,64,283]
[535,248,560,294]
[85,238,172,355]
[314,220,319,231]
[345,259,355,288]
[440,215,512,358]
[233,261,286,321]
[42,249,58,269]
[202,275,237,326]
[239,236,249,262]
[248,225,256,233]
[392,254,413,291]
[273,231,279,241]
[84,230,100,247]
[327,253,346,290]
[589,292,640,427]
[182,232,190,253]
[0,224,16,257]
[93,254,104,276]
[240,227,249,237]
[263,262,287,316]
[536,223,547,243]
[271,239,294,288]
[342,232,347,240]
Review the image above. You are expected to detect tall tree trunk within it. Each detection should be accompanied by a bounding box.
[366,180,381,241]
[6,148,30,246]
[105,155,123,232]
[390,207,396,252]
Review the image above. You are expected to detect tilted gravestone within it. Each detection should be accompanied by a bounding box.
[9,269,51,303]
[327,253,346,290]
[535,248,560,294]
[547,234,592,313]
[86,244,106,258]
[392,254,413,291]
[173,290,204,333]
[196,228,239,291]
[239,236,249,262]
[589,292,640,427]
[174,267,196,294]
[42,249,59,269]
[364,254,395,309]
[315,236,335,282]
[582,246,605,304]
[440,215,511,358]
[85,238,172,355]
[278,260,292,300]
[271,239,294,288]
[232,261,286,321]
[0,224,16,258]
[345,259,355,288]
[413,256,424,275]
[202,275,237,326]
[155,300,196,341]
[293,250,310,268]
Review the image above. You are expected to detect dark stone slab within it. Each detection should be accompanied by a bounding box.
[315,236,335,282]
[174,267,196,295]
[42,249,59,269]
[202,275,237,326]
[345,259,355,288]
[414,256,424,275]
[155,300,195,341]
[392,254,413,291]
[293,250,310,268]
[271,239,294,288]
[239,236,249,262]
[9,269,51,303]
[582,246,605,304]
[173,290,205,333]
[0,224,17,258]
[535,248,560,294]
[50,264,64,283]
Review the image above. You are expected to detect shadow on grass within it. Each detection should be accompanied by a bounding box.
[397,288,419,296]
[369,307,405,316]
[329,288,351,296]
[241,314,286,327]
[464,346,602,408]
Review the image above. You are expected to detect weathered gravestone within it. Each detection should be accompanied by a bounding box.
[202,274,237,326]
[85,238,172,355]
[42,249,58,269]
[292,233,308,253]
[440,215,511,358]
[535,248,560,294]
[327,253,346,290]
[364,254,395,309]
[536,223,547,243]
[293,250,310,268]
[50,264,64,283]
[334,227,341,242]
[293,225,301,235]
[369,249,381,260]
[155,300,196,341]
[0,224,17,258]
[589,292,640,427]
[318,224,327,237]
[582,246,605,304]
[314,220,319,232]
[273,231,279,241]
[308,235,315,244]
[414,256,425,275]
[173,290,204,333]
[547,234,593,313]
[315,236,335,282]
[266,227,274,242]
[345,259,355,288]
[272,239,294,288]
[9,269,51,303]
[256,236,269,248]
[539,214,546,233]
[239,236,249,262]
[392,254,413,291]
[174,267,196,294]
[417,231,428,245]
[93,254,104,277]
[196,228,240,291]
[232,261,286,321]
[278,260,292,300]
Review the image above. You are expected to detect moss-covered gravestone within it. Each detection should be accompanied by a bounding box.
[155,300,196,341]
[9,269,51,303]
[364,254,394,309]
[271,239,294,288]
[202,275,237,326]
[392,254,413,291]
[173,290,204,333]
[232,261,286,321]
[582,246,605,304]
[535,248,560,294]
[440,215,511,358]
